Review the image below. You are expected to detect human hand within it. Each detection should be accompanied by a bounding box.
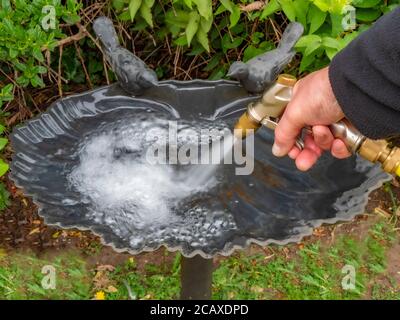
[272,67,351,171]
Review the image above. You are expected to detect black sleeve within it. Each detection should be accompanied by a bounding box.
[328,7,400,139]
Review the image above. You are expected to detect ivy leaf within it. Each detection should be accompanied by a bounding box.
[261,0,281,19]
[196,28,210,52]
[186,11,200,46]
[0,138,7,151]
[0,159,9,177]
[129,0,142,21]
[140,1,153,27]
[308,5,327,34]
[193,0,212,20]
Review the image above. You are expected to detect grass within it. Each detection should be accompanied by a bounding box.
[0,216,399,300]
[0,251,91,299]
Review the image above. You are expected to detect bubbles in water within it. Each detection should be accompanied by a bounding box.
[67,114,237,250]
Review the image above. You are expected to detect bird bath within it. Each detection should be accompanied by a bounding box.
[9,17,391,299]
[10,80,390,299]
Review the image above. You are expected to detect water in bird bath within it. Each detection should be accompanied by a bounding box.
[67,113,238,248]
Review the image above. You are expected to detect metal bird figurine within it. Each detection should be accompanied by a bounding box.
[93,16,158,96]
[227,22,304,94]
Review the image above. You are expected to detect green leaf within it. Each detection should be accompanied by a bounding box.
[293,0,310,26]
[196,28,210,52]
[356,8,381,22]
[129,0,142,21]
[352,0,381,8]
[183,0,192,8]
[0,138,7,151]
[280,0,296,21]
[325,47,338,60]
[220,0,234,12]
[140,1,153,27]
[304,40,321,55]
[112,0,125,11]
[330,13,344,36]
[0,160,9,177]
[174,36,188,46]
[200,17,213,33]
[186,12,200,46]
[203,53,223,71]
[193,0,212,20]
[0,125,6,134]
[144,0,155,7]
[299,54,315,72]
[261,0,281,19]
[322,37,340,49]
[32,47,44,62]
[308,5,327,34]
[221,34,243,53]
[295,34,321,48]
[229,5,241,28]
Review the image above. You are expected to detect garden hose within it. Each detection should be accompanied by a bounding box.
[234,74,400,177]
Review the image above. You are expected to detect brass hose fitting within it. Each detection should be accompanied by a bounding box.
[358,139,400,176]
[234,74,400,177]
[234,74,296,138]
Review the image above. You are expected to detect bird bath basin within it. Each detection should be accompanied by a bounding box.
[9,16,390,299]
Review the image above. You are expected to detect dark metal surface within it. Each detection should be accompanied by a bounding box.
[180,256,213,300]
[9,80,391,258]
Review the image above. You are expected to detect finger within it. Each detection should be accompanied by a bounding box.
[288,146,301,159]
[273,107,305,157]
[312,125,334,151]
[294,135,323,171]
[331,139,352,159]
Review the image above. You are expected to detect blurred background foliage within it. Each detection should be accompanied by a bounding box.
[0,0,399,209]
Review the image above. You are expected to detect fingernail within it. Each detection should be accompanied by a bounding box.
[272,144,285,157]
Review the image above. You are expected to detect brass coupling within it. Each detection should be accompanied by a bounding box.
[358,139,400,176]
[234,74,297,138]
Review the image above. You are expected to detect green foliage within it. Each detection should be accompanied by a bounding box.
[0,0,81,88]
[294,0,400,72]
[110,0,400,78]
[0,182,10,210]
[0,84,11,195]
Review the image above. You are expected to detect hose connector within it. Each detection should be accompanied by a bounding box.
[358,139,400,176]
[234,74,296,138]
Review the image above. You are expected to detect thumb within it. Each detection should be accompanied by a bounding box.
[272,106,305,157]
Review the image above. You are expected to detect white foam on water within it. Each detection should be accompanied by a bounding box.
[68,115,239,248]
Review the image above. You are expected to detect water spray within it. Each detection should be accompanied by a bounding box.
[234,74,400,177]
